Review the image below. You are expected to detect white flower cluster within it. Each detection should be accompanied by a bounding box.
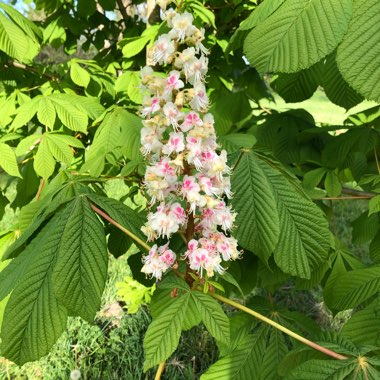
[140,10,240,280]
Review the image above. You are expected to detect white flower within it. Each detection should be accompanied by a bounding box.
[189,83,209,112]
[186,55,208,84]
[162,132,185,155]
[153,34,175,64]
[162,102,183,129]
[169,12,197,42]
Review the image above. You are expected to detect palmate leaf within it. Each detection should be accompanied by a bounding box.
[231,152,280,263]
[144,291,190,370]
[52,197,108,322]
[244,0,353,73]
[0,211,69,365]
[336,0,380,102]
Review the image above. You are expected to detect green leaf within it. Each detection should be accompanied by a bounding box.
[303,168,327,190]
[336,0,380,102]
[16,134,42,156]
[191,292,230,345]
[238,0,286,31]
[37,97,56,128]
[260,157,330,278]
[369,195,380,216]
[370,231,380,263]
[273,63,320,102]
[189,2,216,28]
[34,137,55,179]
[0,3,41,39]
[231,152,280,263]
[321,53,363,109]
[11,96,40,130]
[0,12,33,62]
[244,0,353,73]
[120,110,143,162]
[49,95,88,132]
[144,291,190,370]
[0,244,36,302]
[285,359,357,380]
[45,134,73,165]
[218,134,256,154]
[53,197,108,322]
[86,193,146,248]
[341,299,380,346]
[201,330,266,379]
[182,294,202,331]
[260,329,288,380]
[0,212,69,365]
[70,61,91,88]
[352,212,380,245]
[121,36,150,58]
[324,171,341,197]
[0,143,21,177]
[324,266,380,310]
[3,193,76,260]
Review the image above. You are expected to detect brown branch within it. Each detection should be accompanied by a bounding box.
[6,61,59,81]
[115,0,129,24]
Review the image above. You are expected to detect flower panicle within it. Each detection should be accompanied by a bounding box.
[139,9,240,280]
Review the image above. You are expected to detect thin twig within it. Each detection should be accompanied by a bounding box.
[211,293,349,361]
[90,203,151,252]
[154,361,166,380]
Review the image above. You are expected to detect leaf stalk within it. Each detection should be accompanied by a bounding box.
[154,361,166,380]
[90,203,151,252]
[211,293,348,361]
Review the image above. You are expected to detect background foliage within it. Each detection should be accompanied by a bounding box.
[0,0,380,378]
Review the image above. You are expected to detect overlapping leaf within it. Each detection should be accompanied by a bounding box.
[244,0,353,73]
[336,0,380,102]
